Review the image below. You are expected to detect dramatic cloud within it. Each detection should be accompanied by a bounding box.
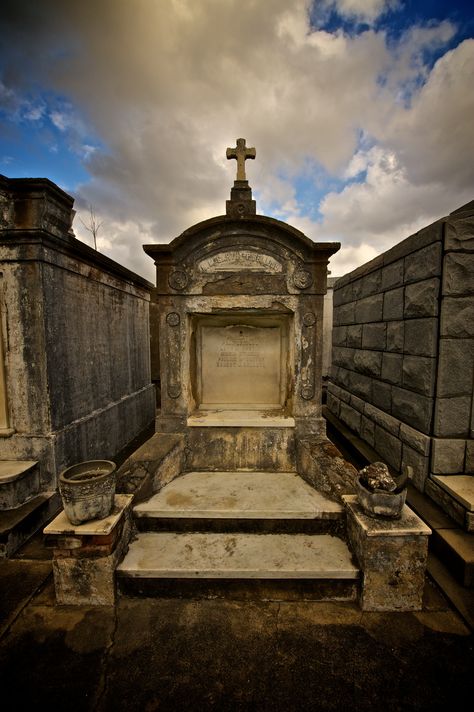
[1,1,473,281]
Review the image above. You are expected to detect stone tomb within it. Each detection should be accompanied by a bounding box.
[144,189,339,469]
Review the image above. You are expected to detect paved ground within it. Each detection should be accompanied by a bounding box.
[1,543,473,712]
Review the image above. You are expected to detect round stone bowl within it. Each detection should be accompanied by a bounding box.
[356,477,406,519]
[59,460,116,526]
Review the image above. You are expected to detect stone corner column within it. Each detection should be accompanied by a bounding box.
[342,494,431,611]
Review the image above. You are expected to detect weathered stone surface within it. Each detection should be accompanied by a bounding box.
[344,495,430,611]
[371,381,392,411]
[374,425,402,471]
[362,323,386,350]
[334,302,356,325]
[445,212,474,251]
[297,438,358,503]
[346,324,362,348]
[432,439,466,474]
[401,444,430,492]
[339,402,361,433]
[383,287,404,321]
[333,282,353,306]
[332,346,355,370]
[381,259,404,291]
[404,318,438,357]
[381,353,403,384]
[437,339,474,397]
[350,394,365,413]
[392,387,433,433]
[353,270,382,299]
[332,325,347,346]
[353,350,382,377]
[443,253,474,296]
[360,416,375,447]
[402,355,436,396]
[404,242,442,283]
[425,478,465,528]
[386,321,404,352]
[326,392,340,417]
[355,294,383,324]
[433,396,471,438]
[399,423,431,456]
[404,278,440,318]
[364,403,400,436]
[440,296,474,338]
[348,371,372,401]
[465,440,474,473]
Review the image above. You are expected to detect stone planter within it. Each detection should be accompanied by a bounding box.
[59,460,116,526]
[356,477,406,519]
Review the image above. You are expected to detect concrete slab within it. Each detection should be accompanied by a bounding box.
[187,411,295,427]
[134,471,343,520]
[0,461,38,484]
[44,494,133,536]
[117,532,359,579]
[432,475,474,511]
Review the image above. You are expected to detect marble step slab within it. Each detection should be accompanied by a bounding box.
[0,461,40,510]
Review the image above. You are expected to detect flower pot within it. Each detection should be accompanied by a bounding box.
[356,476,406,519]
[59,460,116,526]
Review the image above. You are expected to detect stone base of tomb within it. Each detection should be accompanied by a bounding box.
[343,495,431,611]
[44,494,133,605]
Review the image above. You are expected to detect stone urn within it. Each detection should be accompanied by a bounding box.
[356,462,407,519]
[59,460,116,526]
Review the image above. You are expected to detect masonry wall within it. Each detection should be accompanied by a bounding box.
[327,200,474,492]
[0,175,156,490]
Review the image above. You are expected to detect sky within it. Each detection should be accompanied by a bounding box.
[1,0,473,282]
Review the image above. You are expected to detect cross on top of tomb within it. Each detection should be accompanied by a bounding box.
[226,138,256,182]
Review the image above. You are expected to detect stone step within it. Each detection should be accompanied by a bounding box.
[0,491,61,558]
[117,531,359,601]
[429,476,474,532]
[0,461,40,510]
[133,471,344,534]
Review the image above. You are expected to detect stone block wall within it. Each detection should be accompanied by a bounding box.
[327,200,474,492]
[0,175,156,490]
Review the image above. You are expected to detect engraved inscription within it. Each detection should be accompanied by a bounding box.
[198,250,282,274]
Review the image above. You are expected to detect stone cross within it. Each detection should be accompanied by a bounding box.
[226,138,256,181]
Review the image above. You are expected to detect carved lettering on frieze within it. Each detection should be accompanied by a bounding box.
[198,250,282,274]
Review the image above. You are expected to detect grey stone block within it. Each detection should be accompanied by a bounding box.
[326,392,340,418]
[392,387,433,433]
[434,396,472,437]
[340,401,361,433]
[349,371,372,401]
[432,438,466,474]
[381,260,404,291]
[386,322,404,353]
[441,296,474,338]
[355,294,383,323]
[332,326,347,346]
[346,324,362,348]
[425,478,465,528]
[404,242,442,282]
[335,301,356,325]
[445,213,474,251]
[404,278,440,318]
[361,416,375,447]
[362,323,386,350]
[402,355,436,396]
[402,444,430,491]
[374,425,402,471]
[381,353,403,384]
[353,350,382,377]
[443,253,474,296]
[364,402,400,436]
[399,423,431,456]
[333,283,353,307]
[465,440,474,473]
[372,380,392,411]
[404,318,438,357]
[383,287,404,321]
[350,394,366,413]
[333,346,355,370]
[353,270,382,299]
[334,366,351,389]
[437,338,474,397]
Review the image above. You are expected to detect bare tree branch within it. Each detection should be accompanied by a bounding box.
[79,205,103,250]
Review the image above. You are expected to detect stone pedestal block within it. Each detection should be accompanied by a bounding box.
[44,494,133,605]
[343,495,431,611]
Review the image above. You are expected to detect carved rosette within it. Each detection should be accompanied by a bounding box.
[300,311,316,400]
[293,269,313,290]
[166,312,180,327]
[168,270,188,291]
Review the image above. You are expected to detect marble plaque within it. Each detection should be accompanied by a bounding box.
[200,324,282,407]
